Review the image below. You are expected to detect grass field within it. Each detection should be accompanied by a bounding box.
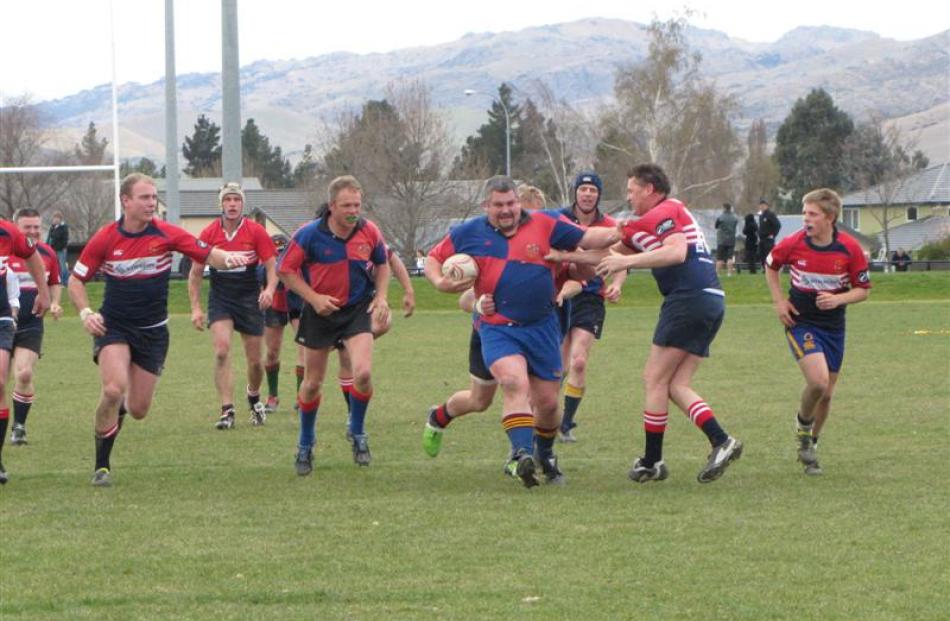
[1,272,948,620]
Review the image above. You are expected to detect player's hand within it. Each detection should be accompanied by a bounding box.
[596,253,632,278]
[312,294,341,316]
[369,295,391,325]
[82,311,107,337]
[774,299,799,327]
[50,302,64,320]
[815,292,842,311]
[603,282,622,303]
[258,289,274,311]
[556,281,582,307]
[190,308,205,331]
[31,289,50,318]
[474,293,495,316]
[436,274,475,293]
[544,250,564,264]
[402,290,415,318]
[9,313,17,331]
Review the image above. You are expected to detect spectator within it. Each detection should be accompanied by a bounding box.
[891,248,911,272]
[757,199,781,266]
[714,203,738,276]
[46,211,69,282]
[743,213,758,274]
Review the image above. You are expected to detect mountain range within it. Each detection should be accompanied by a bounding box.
[36,19,950,165]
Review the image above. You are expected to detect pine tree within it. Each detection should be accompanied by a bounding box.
[182,114,222,177]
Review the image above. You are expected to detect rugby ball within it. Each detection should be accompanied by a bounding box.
[441,253,479,281]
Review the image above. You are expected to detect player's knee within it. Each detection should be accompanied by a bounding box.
[569,353,587,376]
[214,347,230,366]
[126,405,150,420]
[100,383,125,405]
[352,368,372,390]
[15,368,33,388]
[533,394,558,418]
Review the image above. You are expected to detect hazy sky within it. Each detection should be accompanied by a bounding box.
[1,0,945,101]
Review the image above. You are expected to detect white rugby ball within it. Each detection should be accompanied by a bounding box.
[442,253,479,281]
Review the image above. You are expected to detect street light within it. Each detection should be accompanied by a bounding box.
[464,87,511,178]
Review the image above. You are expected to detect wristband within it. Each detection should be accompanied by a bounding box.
[80,307,94,321]
[474,295,486,315]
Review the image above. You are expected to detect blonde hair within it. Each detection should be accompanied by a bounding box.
[120,173,156,198]
[328,175,363,204]
[517,184,546,209]
[802,188,842,223]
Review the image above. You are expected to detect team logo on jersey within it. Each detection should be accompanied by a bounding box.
[656,219,675,235]
[857,270,869,284]
[525,243,541,258]
[113,249,124,256]
[803,332,816,351]
[834,260,845,272]
[797,260,806,267]
[197,240,209,249]
[355,243,371,260]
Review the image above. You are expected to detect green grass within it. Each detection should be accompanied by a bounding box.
[2,275,948,620]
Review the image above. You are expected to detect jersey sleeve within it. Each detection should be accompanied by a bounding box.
[9,226,36,260]
[165,223,212,263]
[278,237,307,275]
[766,236,793,270]
[620,220,656,252]
[428,235,456,263]
[255,225,277,262]
[366,222,387,266]
[548,217,585,251]
[72,228,110,283]
[848,241,872,289]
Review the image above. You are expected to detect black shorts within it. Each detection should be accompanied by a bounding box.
[208,288,264,336]
[265,306,303,328]
[0,321,15,352]
[568,292,606,339]
[296,298,372,350]
[93,322,170,376]
[557,299,573,340]
[13,325,43,355]
[653,293,724,358]
[716,244,734,261]
[468,328,494,382]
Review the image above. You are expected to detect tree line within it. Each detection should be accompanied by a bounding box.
[0,16,929,253]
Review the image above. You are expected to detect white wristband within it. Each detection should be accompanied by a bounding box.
[80,307,94,321]
[474,295,486,315]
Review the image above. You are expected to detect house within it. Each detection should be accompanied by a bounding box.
[840,162,950,241]
[155,177,317,238]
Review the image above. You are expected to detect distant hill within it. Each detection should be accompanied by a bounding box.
[36,19,950,164]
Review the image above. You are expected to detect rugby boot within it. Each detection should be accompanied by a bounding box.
[629,457,669,483]
[697,436,743,483]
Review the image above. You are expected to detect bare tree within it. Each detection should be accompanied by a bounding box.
[595,17,742,207]
[322,80,464,257]
[738,119,779,211]
[844,114,928,256]
[0,95,73,219]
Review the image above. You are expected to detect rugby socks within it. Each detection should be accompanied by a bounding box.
[502,412,534,455]
[246,386,261,409]
[295,365,305,392]
[534,424,558,462]
[265,363,280,398]
[298,396,320,450]
[796,412,814,434]
[428,403,455,429]
[687,400,728,447]
[339,376,354,411]
[348,386,372,436]
[12,391,33,426]
[221,403,235,416]
[0,408,8,464]
[94,419,120,471]
[643,410,668,467]
[561,383,584,431]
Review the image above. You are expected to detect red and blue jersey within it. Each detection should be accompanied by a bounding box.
[8,240,60,327]
[429,210,585,325]
[199,217,276,299]
[73,217,212,328]
[0,220,38,318]
[278,217,387,309]
[620,198,722,298]
[558,207,616,296]
[767,227,870,331]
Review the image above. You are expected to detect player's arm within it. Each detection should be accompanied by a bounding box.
[68,276,106,337]
[424,255,474,293]
[258,256,277,311]
[603,267,628,302]
[23,252,50,317]
[556,280,583,306]
[596,234,687,277]
[765,264,798,327]
[369,259,391,323]
[6,269,20,325]
[206,246,248,271]
[187,259,206,331]
[49,283,64,319]
[388,252,415,317]
[816,286,869,311]
[578,225,621,250]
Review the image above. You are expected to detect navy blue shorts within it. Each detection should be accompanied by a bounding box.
[479,312,562,381]
[13,324,44,355]
[653,293,724,357]
[0,321,15,353]
[557,299,573,340]
[208,288,264,336]
[296,297,372,350]
[568,292,606,339]
[468,328,494,382]
[93,321,170,376]
[785,324,846,373]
